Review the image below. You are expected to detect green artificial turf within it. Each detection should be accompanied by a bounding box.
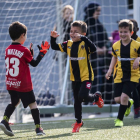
[0,117,140,140]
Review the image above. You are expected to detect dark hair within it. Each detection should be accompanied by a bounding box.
[9,21,27,41]
[84,3,100,20]
[118,19,133,32]
[71,20,87,33]
[130,19,139,32]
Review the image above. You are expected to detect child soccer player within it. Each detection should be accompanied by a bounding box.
[105,19,140,127]
[130,19,140,119]
[50,20,104,133]
[0,21,50,136]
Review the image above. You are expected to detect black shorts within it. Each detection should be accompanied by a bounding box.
[114,81,137,98]
[8,90,36,108]
[72,80,92,101]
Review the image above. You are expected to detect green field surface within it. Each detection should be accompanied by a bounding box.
[0,117,140,140]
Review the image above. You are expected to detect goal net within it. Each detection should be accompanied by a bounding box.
[0,0,135,123]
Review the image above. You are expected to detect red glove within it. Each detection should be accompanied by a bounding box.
[29,43,34,56]
[37,41,50,54]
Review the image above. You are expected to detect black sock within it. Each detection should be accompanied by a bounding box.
[31,108,40,127]
[76,119,81,123]
[117,104,127,121]
[3,104,15,122]
[88,94,98,102]
[127,100,131,108]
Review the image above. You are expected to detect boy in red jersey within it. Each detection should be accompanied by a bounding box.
[0,21,50,136]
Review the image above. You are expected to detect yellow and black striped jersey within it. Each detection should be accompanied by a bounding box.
[112,39,140,83]
[136,36,140,42]
[113,36,140,79]
[51,36,96,82]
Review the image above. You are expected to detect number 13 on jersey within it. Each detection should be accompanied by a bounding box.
[5,57,20,77]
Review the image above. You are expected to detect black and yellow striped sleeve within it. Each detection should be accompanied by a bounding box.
[111,45,117,57]
[80,35,96,53]
[58,41,67,53]
[50,37,67,53]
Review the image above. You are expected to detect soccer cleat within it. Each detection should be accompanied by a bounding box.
[35,127,46,135]
[72,121,84,133]
[93,91,104,108]
[0,120,14,136]
[114,119,123,127]
[134,108,140,119]
[125,99,134,117]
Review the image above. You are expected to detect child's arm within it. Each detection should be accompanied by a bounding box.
[50,31,60,50]
[105,56,117,80]
[81,35,96,52]
[29,41,50,67]
[74,33,96,52]
[29,43,34,56]
[50,31,67,52]
[133,57,140,69]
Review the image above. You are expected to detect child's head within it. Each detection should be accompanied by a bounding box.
[130,19,139,34]
[9,21,27,44]
[70,20,87,42]
[62,5,74,22]
[118,19,133,42]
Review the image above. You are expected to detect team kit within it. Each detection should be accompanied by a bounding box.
[0,18,140,137]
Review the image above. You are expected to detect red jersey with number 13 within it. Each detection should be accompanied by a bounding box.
[5,43,33,92]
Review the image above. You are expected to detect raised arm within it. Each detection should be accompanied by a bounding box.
[50,31,60,50]
[80,35,96,52]
[30,41,50,67]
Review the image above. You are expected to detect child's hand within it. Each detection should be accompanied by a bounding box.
[105,68,113,80]
[37,41,50,55]
[29,43,34,57]
[133,57,140,70]
[51,31,59,38]
[74,33,81,39]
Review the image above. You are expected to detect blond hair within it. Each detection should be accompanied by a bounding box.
[62,5,74,14]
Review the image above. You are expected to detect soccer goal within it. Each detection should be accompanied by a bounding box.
[0,0,136,123]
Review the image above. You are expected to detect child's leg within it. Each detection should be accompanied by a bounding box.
[72,81,82,123]
[29,102,45,135]
[132,88,140,118]
[29,102,40,127]
[115,82,136,126]
[3,90,20,122]
[117,93,129,121]
[0,90,20,136]
[78,81,103,105]
[114,97,121,104]
[20,90,45,135]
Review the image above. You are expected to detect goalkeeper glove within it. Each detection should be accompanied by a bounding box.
[29,43,34,57]
[37,41,50,55]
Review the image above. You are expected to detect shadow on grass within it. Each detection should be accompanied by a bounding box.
[33,133,72,139]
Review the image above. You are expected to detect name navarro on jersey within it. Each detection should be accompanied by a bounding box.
[7,49,24,58]
[6,80,21,87]
[69,57,85,60]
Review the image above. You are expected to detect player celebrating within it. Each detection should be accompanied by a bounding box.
[106,19,140,127]
[129,19,140,119]
[50,20,104,133]
[0,21,50,136]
